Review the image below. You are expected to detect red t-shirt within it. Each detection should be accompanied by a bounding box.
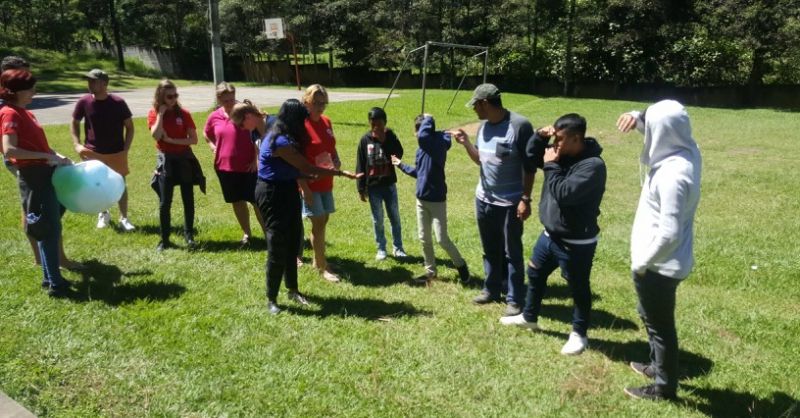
[303,115,337,192]
[147,108,196,154]
[0,104,51,167]
[203,107,256,172]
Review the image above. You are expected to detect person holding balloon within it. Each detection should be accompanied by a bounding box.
[148,80,205,251]
[0,69,73,296]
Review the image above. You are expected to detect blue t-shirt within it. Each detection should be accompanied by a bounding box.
[475,111,535,207]
[258,133,301,181]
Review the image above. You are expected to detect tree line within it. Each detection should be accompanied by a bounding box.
[2,0,799,88]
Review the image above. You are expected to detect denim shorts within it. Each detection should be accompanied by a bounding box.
[302,191,336,217]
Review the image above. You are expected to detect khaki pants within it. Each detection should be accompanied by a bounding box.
[416,199,465,276]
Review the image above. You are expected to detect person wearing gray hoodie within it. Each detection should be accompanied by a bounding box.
[616,100,702,401]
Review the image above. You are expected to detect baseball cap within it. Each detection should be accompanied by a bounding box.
[84,68,109,81]
[466,83,500,107]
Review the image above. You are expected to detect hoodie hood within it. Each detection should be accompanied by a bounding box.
[641,100,700,169]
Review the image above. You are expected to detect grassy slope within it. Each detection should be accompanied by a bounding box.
[0,46,209,93]
[0,89,798,417]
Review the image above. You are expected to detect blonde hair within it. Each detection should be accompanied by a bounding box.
[152,79,180,110]
[302,84,328,104]
[215,82,236,103]
[230,100,264,127]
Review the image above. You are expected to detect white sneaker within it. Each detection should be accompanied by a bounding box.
[96,211,110,229]
[561,331,588,355]
[499,314,539,331]
[393,248,408,258]
[119,217,135,232]
[375,250,387,261]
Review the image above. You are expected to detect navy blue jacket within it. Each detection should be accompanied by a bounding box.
[398,116,450,202]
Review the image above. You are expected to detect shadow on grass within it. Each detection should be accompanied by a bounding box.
[540,281,602,302]
[193,238,266,253]
[63,259,185,306]
[681,386,798,418]
[287,294,431,320]
[541,329,714,380]
[132,224,198,237]
[328,256,414,287]
[539,303,637,330]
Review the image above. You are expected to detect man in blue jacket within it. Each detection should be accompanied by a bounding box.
[392,114,469,285]
[500,113,606,356]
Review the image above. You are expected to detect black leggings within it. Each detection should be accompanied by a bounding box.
[158,177,195,242]
[255,179,302,301]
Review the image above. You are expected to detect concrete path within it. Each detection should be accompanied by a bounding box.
[30,86,389,125]
[0,391,35,418]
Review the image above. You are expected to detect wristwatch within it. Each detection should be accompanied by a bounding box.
[520,195,532,203]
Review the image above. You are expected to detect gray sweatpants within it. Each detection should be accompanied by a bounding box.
[416,199,465,276]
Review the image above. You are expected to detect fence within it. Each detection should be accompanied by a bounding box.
[240,59,800,109]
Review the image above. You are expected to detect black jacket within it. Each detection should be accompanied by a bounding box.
[355,129,403,194]
[535,135,606,240]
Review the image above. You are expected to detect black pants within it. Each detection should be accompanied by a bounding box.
[158,176,195,243]
[634,270,682,395]
[255,179,302,301]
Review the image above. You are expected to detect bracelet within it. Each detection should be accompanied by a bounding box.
[520,195,532,203]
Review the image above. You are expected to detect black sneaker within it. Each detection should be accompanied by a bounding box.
[473,290,501,304]
[503,302,522,316]
[630,362,656,379]
[457,264,470,283]
[156,241,173,252]
[47,281,72,298]
[410,274,435,287]
[624,384,676,401]
[41,280,51,289]
[185,236,196,250]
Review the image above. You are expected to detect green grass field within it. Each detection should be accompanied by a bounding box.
[1,89,798,417]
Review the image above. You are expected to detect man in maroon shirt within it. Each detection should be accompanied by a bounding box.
[70,69,136,231]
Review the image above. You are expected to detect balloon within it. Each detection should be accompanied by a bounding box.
[52,160,125,214]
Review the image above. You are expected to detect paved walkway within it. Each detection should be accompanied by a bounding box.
[0,391,35,418]
[30,86,389,125]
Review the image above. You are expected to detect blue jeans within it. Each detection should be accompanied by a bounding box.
[523,232,597,336]
[18,166,67,288]
[476,198,525,305]
[368,184,403,252]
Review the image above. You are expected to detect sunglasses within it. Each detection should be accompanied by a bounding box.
[165,93,179,100]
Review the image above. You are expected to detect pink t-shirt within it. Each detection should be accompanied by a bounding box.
[203,107,256,172]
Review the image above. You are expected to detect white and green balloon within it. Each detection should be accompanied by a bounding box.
[52,160,125,214]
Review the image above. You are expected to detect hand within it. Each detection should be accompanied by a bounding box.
[49,154,72,166]
[537,125,556,138]
[516,200,531,221]
[248,159,257,172]
[208,143,217,153]
[616,113,637,133]
[544,146,560,163]
[451,129,469,145]
[302,192,313,207]
[390,155,401,166]
[359,193,367,202]
[158,104,169,115]
[73,143,87,155]
[339,170,361,180]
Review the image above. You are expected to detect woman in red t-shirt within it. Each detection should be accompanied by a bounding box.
[148,79,204,251]
[299,84,343,282]
[203,82,266,246]
[0,69,73,296]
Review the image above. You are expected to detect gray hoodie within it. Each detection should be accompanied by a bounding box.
[629,100,702,279]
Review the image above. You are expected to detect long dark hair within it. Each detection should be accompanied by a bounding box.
[269,99,309,148]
